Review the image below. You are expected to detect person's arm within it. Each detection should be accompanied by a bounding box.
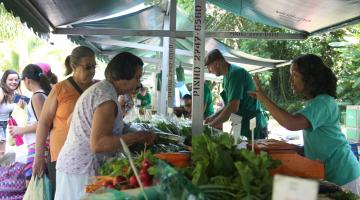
[209,99,239,127]
[90,100,157,153]
[0,89,4,103]
[249,76,310,131]
[9,94,46,135]
[9,124,37,135]
[204,108,223,123]
[33,88,58,176]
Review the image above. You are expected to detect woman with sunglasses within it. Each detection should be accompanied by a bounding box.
[9,64,52,184]
[0,70,21,156]
[33,46,97,195]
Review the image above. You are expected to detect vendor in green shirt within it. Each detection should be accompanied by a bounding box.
[204,82,214,118]
[136,87,151,108]
[249,54,360,195]
[204,49,268,139]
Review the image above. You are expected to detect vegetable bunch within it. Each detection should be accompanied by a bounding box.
[192,133,281,200]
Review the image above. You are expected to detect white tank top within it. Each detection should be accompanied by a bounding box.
[24,90,46,145]
[0,102,15,121]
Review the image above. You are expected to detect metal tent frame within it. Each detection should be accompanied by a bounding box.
[1,0,359,135]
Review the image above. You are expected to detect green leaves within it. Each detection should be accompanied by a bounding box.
[191,133,280,200]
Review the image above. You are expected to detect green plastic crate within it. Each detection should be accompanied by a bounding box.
[346,128,360,142]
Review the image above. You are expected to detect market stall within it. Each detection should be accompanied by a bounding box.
[1,0,360,199]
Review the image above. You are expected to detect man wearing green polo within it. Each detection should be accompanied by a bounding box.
[204,49,268,139]
[136,87,152,109]
[204,82,214,118]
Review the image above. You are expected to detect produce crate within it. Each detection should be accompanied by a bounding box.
[345,105,360,128]
[346,127,360,142]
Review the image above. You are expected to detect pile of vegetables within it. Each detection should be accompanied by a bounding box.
[94,151,157,191]
[191,133,281,200]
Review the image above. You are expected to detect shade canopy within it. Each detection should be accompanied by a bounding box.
[1,0,359,81]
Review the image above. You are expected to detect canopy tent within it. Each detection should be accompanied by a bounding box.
[2,0,359,37]
[1,0,360,134]
[2,0,359,77]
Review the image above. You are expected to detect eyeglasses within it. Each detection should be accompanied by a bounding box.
[78,63,96,71]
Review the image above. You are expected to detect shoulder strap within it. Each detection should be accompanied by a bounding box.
[67,76,83,94]
[31,91,48,121]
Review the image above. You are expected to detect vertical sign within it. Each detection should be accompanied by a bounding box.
[160,17,170,115]
[167,0,176,108]
[192,0,206,136]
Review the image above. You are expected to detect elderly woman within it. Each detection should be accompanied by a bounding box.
[33,46,97,192]
[54,52,157,200]
[250,54,360,195]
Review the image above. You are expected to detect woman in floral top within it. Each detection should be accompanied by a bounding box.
[55,52,157,200]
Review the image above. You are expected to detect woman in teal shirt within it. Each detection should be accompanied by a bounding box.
[250,54,360,195]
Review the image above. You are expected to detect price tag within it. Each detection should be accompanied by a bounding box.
[272,174,318,200]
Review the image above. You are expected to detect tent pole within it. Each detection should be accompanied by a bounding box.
[167,0,177,111]
[192,0,206,136]
[160,16,170,116]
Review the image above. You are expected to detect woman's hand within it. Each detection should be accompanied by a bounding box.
[18,99,26,109]
[32,157,45,177]
[204,115,215,124]
[134,131,158,145]
[122,131,158,146]
[8,126,22,137]
[248,74,265,101]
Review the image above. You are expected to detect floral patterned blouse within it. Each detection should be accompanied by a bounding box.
[56,80,124,175]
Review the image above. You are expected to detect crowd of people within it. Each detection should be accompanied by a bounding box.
[0,46,359,198]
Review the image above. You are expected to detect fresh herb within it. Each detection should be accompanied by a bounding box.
[191,133,281,200]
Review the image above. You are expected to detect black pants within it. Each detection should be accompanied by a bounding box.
[47,161,56,199]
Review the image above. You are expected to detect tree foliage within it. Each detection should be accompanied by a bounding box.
[178,0,360,115]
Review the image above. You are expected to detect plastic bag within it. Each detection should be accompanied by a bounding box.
[7,117,24,146]
[155,160,206,200]
[23,175,52,200]
[124,107,138,123]
[7,104,28,146]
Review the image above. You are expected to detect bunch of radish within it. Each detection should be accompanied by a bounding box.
[101,158,153,191]
[129,158,153,187]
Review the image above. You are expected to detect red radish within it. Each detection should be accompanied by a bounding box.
[142,180,152,187]
[113,176,126,186]
[142,159,151,169]
[120,185,130,190]
[140,172,150,182]
[105,182,115,189]
[139,169,148,175]
[129,175,139,187]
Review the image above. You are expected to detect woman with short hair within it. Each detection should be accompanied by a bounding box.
[55,52,157,200]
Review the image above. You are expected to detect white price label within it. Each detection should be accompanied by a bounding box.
[272,174,318,200]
